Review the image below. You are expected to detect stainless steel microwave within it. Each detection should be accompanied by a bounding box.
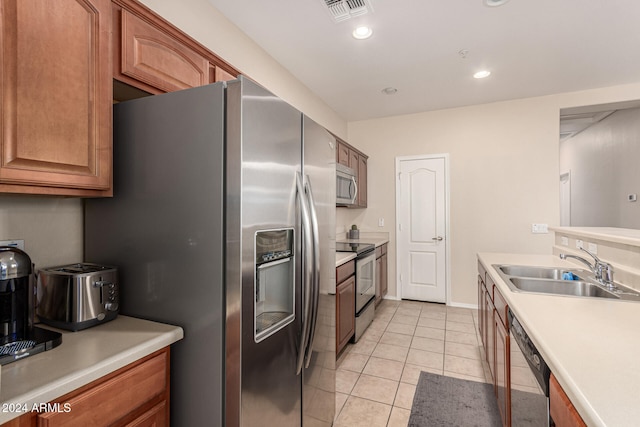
[336,163,358,206]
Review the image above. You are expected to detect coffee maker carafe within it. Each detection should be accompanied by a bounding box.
[0,246,61,365]
[0,247,34,345]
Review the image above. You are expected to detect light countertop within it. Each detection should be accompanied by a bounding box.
[0,316,183,424]
[478,252,640,427]
[550,226,640,247]
[336,252,356,267]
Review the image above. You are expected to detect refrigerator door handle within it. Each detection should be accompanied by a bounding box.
[303,175,321,368]
[296,172,314,375]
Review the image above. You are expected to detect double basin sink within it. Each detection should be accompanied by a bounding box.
[493,264,640,301]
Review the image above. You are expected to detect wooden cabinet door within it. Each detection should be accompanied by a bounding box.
[116,8,210,93]
[495,312,510,427]
[375,256,382,305]
[550,374,587,427]
[357,155,367,207]
[485,290,495,383]
[337,141,350,166]
[0,0,112,194]
[380,252,388,298]
[336,275,355,354]
[478,274,485,346]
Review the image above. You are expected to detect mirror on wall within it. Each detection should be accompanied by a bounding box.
[559,100,640,229]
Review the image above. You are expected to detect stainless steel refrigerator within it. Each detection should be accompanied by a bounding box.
[84,77,336,427]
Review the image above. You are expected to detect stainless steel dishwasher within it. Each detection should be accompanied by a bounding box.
[508,309,551,426]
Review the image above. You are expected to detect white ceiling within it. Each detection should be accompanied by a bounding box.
[207,0,640,122]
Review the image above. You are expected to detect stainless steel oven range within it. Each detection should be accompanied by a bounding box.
[336,242,376,342]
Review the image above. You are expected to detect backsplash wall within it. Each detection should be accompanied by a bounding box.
[0,195,83,270]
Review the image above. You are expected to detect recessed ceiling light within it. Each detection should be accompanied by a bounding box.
[473,70,491,79]
[381,87,398,95]
[353,26,373,40]
[484,0,510,6]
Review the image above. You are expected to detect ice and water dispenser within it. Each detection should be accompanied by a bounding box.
[254,229,295,342]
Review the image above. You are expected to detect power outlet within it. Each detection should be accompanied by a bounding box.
[378,218,385,227]
[576,239,584,250]
[0,239,25,250]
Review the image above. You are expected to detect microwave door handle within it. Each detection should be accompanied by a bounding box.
[350,176,358,204]
[295,172,313,375]
[303,175,321,368]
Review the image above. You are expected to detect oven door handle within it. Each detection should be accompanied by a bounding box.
[350,176,358,204]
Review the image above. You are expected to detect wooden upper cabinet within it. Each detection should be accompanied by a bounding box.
[0,0,112,195]
[337,140,350,167]
[112,0,239,94]
[117,8,210,92]
[358,154,367,207]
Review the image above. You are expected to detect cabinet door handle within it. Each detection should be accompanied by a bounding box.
[432,236,443,241]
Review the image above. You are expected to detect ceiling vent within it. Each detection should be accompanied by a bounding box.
[321,0,374,22]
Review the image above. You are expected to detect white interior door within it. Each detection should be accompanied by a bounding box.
[396,155,448,303]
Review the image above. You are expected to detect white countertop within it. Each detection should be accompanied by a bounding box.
[478,252,640,427]
[336,252,356,267]
[0,316,183,424]
[551,226,640,247]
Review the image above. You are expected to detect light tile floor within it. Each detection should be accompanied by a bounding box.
[334,299,491,427]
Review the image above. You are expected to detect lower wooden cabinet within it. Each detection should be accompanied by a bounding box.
[0,348,170,427]
[478,264,510,427]
[336,260,356,355]
[550,373,587,427]
[375,244,388,306]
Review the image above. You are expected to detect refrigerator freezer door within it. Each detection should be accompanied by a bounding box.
[226,77,303,427]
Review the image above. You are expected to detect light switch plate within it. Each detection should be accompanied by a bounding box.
[561,236,569,246]
[378,218,385,227]
[531,223,549,234]
[588,242,598,254]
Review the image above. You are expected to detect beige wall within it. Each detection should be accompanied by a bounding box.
[138,0,348,139]
[347,82,640,306]
[0,196,83,270]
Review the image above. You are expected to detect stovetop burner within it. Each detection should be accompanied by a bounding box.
[0,327,62,365]
[336,242,375,255]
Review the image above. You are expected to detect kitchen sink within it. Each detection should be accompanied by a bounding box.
[498,265,586,280]
[492,264,640,301]
[509,278,618,298]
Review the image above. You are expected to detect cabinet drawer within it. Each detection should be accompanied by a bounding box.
[124,401,167,427]
[336,260,355,284]
[38,351,168,427]
[478,261,486,285]
[493,285,509,329]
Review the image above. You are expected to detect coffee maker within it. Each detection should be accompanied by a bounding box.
[0,247,61,365]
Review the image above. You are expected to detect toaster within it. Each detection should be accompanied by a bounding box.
[36,263,119,331]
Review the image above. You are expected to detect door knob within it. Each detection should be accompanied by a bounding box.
[432,236,443,241]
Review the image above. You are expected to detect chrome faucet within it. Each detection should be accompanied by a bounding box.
[560,247,615,288]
